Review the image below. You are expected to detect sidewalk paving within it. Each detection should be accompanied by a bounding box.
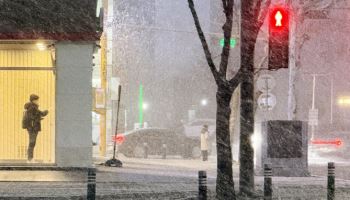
[0,156,348,199]
[0,177,348,200]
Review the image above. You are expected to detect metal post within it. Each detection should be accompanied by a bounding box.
[139,84,144,126]
[330,74,334,124]
[327,162,335,200]
[124,110,127,131]
[162,144,167,159]
[87,168,96,200]
[264,164,272,200]
[311,74,316,140]
[312,74,316,109]
[198,171,207,200]
[287,3,297,121]
[143,142,148,159]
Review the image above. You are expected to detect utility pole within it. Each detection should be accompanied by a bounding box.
[287,2,297,120]
[311,74,316,140]
[139,84,144,127]
[308,73,334,139]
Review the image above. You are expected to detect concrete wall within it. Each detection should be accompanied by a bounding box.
[55,43,94,167]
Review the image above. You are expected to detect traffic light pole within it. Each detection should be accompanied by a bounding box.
[287,3,298,120]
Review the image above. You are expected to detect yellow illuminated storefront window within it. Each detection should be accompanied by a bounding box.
[0,43,55,164]
[338,96,350,106]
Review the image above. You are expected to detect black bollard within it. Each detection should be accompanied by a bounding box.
[198,170,207,200]
[327,162,335,200]
[162,144,167,159]
[143,142,148,159]
[87,168,96,200]
[264,164,272,200]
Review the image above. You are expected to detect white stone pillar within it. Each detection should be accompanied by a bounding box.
[55,42,94,167]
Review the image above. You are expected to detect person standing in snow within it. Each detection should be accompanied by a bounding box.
[22,94,48,162]
[200,124,209,161]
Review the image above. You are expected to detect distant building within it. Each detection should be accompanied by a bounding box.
[113,0,216,130]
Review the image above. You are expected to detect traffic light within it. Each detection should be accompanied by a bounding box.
[268,6,289,70]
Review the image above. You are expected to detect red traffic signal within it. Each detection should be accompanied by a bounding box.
[269,7,289,31]
[268,6,290,70]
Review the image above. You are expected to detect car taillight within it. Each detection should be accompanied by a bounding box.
[112,134,125,145]
[335,138,343,147]
[311,138,343,147]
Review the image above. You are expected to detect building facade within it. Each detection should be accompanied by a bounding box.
[0,0,100,167]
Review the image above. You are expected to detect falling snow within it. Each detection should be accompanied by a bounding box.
[0,0,349,199]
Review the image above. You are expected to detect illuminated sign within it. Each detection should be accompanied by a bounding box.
[338,97,350,106]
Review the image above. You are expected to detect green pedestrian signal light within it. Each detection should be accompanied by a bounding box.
[219,38,236,48]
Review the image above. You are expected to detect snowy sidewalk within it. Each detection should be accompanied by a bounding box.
[0,176,349,199]
[253,176,350,200]
[0,156,349,199]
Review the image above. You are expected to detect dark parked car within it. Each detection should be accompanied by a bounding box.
[118,128,200,158]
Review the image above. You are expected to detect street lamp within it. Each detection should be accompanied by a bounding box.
[201,99,208,106]
[36,42,46,51]
[337,97,350,106]
[143,102,149,110]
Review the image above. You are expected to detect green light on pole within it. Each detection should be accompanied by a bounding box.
[219,38,236,48]
[139,84,143,126]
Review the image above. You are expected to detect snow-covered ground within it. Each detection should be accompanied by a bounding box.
[309,150,350,166]
[0,154,348,199]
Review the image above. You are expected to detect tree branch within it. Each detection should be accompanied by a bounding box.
[188,0,220,84]
[255,0,263,20]
[219,0,234,79]
[254,55,268,75]
[222,0,228,10]
[257,0,271,29]
[228,67,243,91]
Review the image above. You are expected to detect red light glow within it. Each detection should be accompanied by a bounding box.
[270,7,289,31]
[112,134,125,145]
[275,11,283,26]
[311,138,343,147]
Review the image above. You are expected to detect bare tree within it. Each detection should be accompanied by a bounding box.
[188,0,270,198]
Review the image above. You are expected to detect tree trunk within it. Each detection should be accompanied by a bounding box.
[216,86,235,200]
[239,61,255,196]
[239,3,257,193]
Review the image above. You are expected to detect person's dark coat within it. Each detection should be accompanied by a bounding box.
[24,102,48,132]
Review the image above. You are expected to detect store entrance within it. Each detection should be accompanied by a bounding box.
[0,43,55,164]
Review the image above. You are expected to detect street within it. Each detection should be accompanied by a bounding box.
[1,0,350,199]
